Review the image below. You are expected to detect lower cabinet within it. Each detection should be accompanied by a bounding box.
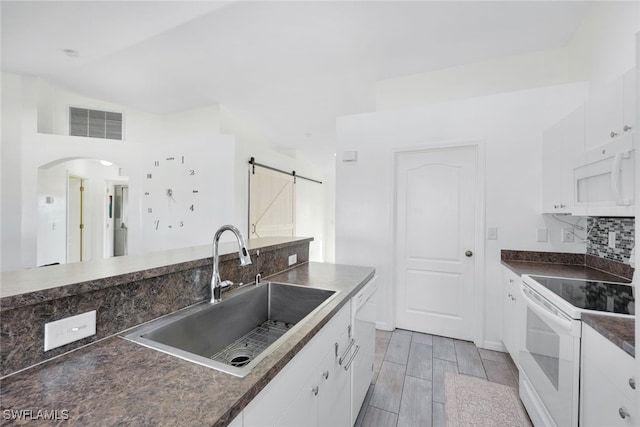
[580,323,636,427]
[501,267,521,366]
[243,303,352,427]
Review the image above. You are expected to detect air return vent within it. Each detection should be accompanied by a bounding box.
[69,107,123,140]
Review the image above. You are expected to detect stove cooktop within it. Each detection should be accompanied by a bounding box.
[527,275,635,316]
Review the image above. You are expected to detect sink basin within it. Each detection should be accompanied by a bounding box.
[121,282,338,377]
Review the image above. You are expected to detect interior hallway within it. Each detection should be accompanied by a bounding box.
[354,329,520,427]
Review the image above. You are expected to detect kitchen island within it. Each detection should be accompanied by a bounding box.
[0,262,375,426]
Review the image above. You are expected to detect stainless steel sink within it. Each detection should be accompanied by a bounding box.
[121,282,338,377]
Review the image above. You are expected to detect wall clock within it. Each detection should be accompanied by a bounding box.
[142,155,199,233]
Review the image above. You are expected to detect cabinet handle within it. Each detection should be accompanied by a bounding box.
[554,204,559,209]
[630,378,636,390]
[619,407,630,419]
[339,339,355,365]
[509,279,514,284]
[560,204,566,208]
[508,293,513,298]
[312,386,319,396]
[624,125,632,132]
[344,345,360,371]
[611,131,618,138]
[322,370,329,380]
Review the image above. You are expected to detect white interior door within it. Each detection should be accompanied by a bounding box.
[395,146,477,341]
[249,166,295,238]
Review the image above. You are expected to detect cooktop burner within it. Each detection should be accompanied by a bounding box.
[528,275,635,316]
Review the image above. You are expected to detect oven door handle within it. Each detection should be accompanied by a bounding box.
[520,285,573,332]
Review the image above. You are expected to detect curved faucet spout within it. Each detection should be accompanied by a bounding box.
[211,225,252,304]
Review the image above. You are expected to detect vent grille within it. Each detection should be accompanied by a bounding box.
[69,107,123,140]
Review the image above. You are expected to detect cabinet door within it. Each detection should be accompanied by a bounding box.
[541,122,564,213]
[318,329,351,427]
[561,105,585,210]
[581,324,636,427]
[275,371,319,427]
[501,268,520,364]
[585,76,624,151]
[622,68,636,133]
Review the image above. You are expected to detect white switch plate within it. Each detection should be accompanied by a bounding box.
[536,228,548,242]
[608,231,616,248]
[487,227,498,240]
[288,254,297,266]
[44,310,96,351]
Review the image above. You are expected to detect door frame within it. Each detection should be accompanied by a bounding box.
[66,172,88,263]
[391,140,486,347]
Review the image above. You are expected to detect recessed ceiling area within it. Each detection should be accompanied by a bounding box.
[1,1,592,168]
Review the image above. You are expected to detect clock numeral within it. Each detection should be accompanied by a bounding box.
[154,161,159,167]
[192,190,199,194]
[168,225,173,229]
[179,221,184,227]
[189,169,195,176]
[154,220,159,230]
[147,208,153,213]
[146,173,152,179]
[181,156,185,164]
[144,192,150,196]
[189,204,195,212]
[166,157,175,161]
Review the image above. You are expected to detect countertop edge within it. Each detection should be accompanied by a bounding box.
[1,237,314,310]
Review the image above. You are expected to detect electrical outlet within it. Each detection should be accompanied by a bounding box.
[44,310,96,351]
[608,231,616,248]
[288,254,297,266]
[562,228,574,243]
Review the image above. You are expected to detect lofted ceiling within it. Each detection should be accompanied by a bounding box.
[1,1,591,169]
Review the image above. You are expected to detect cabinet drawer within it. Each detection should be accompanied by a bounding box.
[581,358,635,427]
[582,323,636,400]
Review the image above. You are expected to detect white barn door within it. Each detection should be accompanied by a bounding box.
[249,166,295,238]
[395,146,477,340]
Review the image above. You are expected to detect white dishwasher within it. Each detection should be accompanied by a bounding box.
[349,276,378,425]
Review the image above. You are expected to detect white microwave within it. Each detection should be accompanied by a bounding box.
[572,133,635,216]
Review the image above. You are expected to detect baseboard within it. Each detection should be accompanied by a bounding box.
[482,340,507,352]
[375,321,394,331]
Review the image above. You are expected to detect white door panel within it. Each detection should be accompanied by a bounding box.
[395,146,476,340]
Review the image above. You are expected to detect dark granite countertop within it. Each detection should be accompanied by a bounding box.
[0,262,375,426]
[501,260,631,283]
[582,313,635,358]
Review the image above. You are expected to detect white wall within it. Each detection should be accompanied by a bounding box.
[376,47,573,111]
[335,83,589,347]
[567,1,640,89]
[221,106,330,261]
[1,74,235,271]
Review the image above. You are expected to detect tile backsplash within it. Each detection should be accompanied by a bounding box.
[586,217,635,265]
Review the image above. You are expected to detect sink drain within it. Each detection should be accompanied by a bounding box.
[227,349,254,367]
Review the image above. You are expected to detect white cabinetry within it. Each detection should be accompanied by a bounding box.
[585,69,636,151]
[501,267,521,365]
[541,106,585,213]
[243,303,352,427]
[580,323,636,427]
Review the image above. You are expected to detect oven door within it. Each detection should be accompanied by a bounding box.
[519,282,581,427]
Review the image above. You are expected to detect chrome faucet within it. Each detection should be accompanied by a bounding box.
[211,225,252,304]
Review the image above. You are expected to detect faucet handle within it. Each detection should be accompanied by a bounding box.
[220,280,234,289]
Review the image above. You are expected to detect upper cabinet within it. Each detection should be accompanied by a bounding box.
[541,106,585,214]
[542,68,636,217]
[585,69,636,151]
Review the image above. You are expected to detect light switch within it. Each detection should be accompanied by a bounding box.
[44,310,96,351]
[536,228,548,242]
[487,227,498,240]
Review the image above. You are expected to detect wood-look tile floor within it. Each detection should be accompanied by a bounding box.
[354,329,520,427]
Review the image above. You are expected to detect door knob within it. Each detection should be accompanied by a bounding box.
[465,250,473,257]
